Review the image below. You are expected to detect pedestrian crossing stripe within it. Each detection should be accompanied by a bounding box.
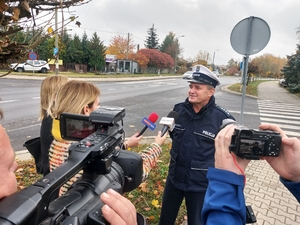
[257,99,300,138]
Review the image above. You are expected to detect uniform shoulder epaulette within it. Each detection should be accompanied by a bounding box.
[215,104,232,116]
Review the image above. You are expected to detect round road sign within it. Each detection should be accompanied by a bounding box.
[28,51,38,60]
[230,16,271,55]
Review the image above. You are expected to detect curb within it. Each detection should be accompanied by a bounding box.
[4,74,181,82]
[221,85,258,99]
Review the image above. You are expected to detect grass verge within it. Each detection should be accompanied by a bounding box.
[227,80,268,97]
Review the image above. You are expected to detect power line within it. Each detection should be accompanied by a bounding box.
[68,25,127,35]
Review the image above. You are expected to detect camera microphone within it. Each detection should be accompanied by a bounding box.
[159,111,179,137]
[137,112,159,137]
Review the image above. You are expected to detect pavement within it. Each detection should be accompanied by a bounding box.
[11,76,300,224]
[244,81,300,225]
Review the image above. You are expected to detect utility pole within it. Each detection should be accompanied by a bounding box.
[55,5,59,75]
[212,49,219,71]
[174,35,184,74]
[126,33,129,60]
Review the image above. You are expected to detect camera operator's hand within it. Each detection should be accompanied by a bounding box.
[215,124,250,174]
[154,130,168,146]
[100,189,137,225]
[126,132,143,149]
[259,123,300,182]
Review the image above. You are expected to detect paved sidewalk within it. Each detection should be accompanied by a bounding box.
[257,80,300,106]
[244,81,299,225]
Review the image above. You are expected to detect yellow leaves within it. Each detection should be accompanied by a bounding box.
[139,182,149,193]
[127,192,134,198]
[15,158,42,191]
[47,26,53,34]
[151,199,160,208]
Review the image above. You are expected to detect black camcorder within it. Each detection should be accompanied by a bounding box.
[0,106,144,225]
[221,119,282,160]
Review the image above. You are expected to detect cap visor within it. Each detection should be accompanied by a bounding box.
[187,79,206,84]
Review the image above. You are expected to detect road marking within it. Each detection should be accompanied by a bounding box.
[0,100,18,104]
[6,123,40,132]
[229,110,259,116]
[258,99,300,138]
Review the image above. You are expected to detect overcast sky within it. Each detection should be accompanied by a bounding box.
[67,0,300,65]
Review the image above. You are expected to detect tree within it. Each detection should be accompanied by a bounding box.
[160,52,175,69]
[227,58,239,68]
[129,52,149,70]
[62,34,82,63]
[137,48,174,73]
[60,31,73,63]
[89,32,106,71]
[247,60,259,75]
[81,31,90,65]
[138,49,164,68]
[160,32,175,54]
[193,50,210,66]
[0,0,91,64]
[160,32,182,61]
[145,24,160,49]
[72,34,84,63]
[282,44,300,92]
[251,54,287,78]
[106,34,135,59]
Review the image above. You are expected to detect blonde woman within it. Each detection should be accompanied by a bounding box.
[48,80,100,196]
[48,80,168,196]
[39,75,68,176]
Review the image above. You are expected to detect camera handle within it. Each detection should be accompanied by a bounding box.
[246,205,256,224]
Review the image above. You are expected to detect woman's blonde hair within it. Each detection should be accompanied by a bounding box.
[50,80,100,119]
[39,75,68,120]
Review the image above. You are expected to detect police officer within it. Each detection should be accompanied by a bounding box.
[159,65,236,225]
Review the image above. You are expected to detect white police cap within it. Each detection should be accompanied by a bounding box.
[188,65,220,88]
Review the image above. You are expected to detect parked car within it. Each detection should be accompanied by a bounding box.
[183,71,193,79]
[279,79,288,87]
[9,60,50,73]
[212,70,220,77]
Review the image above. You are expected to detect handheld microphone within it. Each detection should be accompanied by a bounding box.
[137,112,159,137]
[159,111,179,137]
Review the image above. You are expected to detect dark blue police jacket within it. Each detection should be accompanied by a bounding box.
[168,96,235,192]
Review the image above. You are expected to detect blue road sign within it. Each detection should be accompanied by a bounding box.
[28,51,38,60]
[53,47,58,55]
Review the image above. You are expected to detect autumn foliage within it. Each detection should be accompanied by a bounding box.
[105,34,175,72]
[138,49,174,69]
[106,34,136,59]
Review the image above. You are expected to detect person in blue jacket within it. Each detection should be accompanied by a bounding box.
[202,123,300,225]
[159,65,235,225]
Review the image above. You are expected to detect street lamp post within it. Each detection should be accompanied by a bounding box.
[212,49,219,71]
[174,35,184,74]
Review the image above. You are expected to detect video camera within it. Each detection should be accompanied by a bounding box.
[0,106,144,225]
[221,119,282,160]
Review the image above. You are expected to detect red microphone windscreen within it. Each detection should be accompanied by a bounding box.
[148,112,159,123]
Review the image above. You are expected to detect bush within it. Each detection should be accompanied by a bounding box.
[288,84,300,93]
